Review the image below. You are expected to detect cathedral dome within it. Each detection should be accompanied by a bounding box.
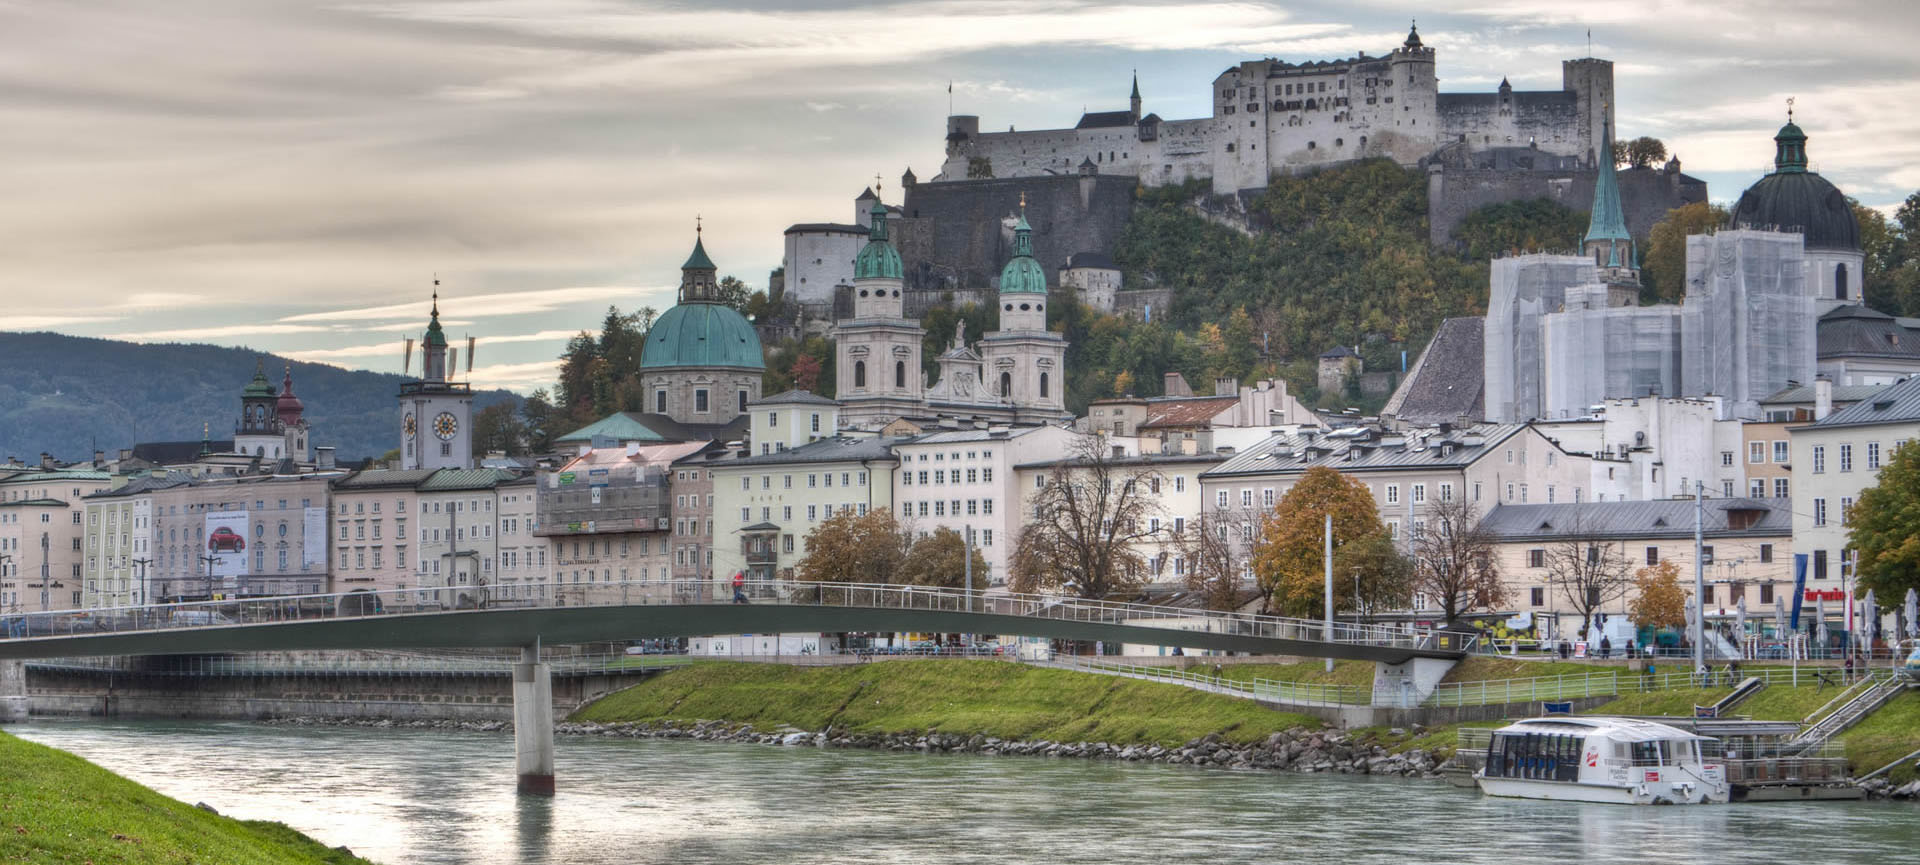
[998,213,1047,294]
[854,200,903,280]
[1728,120,1860,252]
[639,303,765,371]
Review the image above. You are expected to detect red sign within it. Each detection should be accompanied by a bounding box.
[1644,770,1661,783]
[1804,589,1847,602]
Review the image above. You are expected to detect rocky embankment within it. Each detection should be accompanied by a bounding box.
[1856,776,1920,800]
[554,719,1446,778]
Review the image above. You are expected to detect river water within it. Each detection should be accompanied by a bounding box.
[9,720,1920,864]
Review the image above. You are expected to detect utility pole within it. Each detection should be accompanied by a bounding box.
[0,553,12,612]
[199,554,218,602]
[1324,512,1334,673]
[40,532,50,611]
[1692,479,1705,675]
[132,558,153,606]
[963,529,974,648]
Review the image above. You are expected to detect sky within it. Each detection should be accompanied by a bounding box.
[3,0,1917,394]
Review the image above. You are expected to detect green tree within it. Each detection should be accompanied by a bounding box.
[715,276,753,312]
[1333,533,1414,621]
[1850,441,1920,599]
[1612,136,1668,169]
[1453,198,1587,260]
[1642,202,1729,303]
[1250,466,1390,617]
[898,528,990,589]
[1407,498,1505,625]
[471,401,527,458]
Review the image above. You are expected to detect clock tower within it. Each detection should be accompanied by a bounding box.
[399,290,473,470]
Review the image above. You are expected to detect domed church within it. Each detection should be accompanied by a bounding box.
[1728,113,1865,312]
[638,229,765,425]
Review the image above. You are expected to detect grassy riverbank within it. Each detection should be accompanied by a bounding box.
[573,660,1325,747]
[0,731,376,864]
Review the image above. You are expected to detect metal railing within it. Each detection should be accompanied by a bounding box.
[1422,665,1866,709]
[0,579,1445,654]
[1045,656,1365,707]
[24,651,698,677]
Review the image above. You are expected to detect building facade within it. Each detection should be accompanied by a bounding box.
[5,468,111,611]
[895,425,1078,585]
[1788,376,1920,587]
[710,436,900,588]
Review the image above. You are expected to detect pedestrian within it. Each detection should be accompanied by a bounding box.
[1626,638,1636,658]
[1844,654,1855,682]
[1600,635,1612,659]
[731,570,747,605]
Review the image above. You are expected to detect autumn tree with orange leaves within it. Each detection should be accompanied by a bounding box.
[1251,466,1395,617]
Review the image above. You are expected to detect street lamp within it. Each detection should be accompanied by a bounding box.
[199,553,218,602]
[132,558,153,607]
[40,532,50,611]
[0,553,12,612]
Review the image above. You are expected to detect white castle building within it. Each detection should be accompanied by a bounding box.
[936,26,1614,195]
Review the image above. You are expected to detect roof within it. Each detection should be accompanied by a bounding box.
[1759,382,1890,406]
[1014,453,1227,471]
[1498,716,1709,744]
[1382,316,1486,424]
[784,223,867,236]
[1728,123,1858,251]
[682,235,716,271]
[1202,423,1528,479]
[131,441,235,464]
[1816,304,1920,361]
[1584,125,1632,247]
[241,363,275,398]
[854,201,903,280]
[1140,397,1237,429]
[638,303,765,371]
[896,427,1054,446]
[1477,497,1791,542]
[0,468,111,484]
[416,468,521,492]
[749,390,839,408]
[1064,251,1115,270]
[329,468,439,491]
[1318,345,1359,359]
[1075,110,1135,129]
[555,411,750,445]
[557,440,709,474]
[85,475,197,499]
[1798,374,1920,430]
[999,215,1047,295]
[722,435,903,468]
[0,498,67,508]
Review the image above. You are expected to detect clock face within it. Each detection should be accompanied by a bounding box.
[434,411,459,441]
[403,413,417,438]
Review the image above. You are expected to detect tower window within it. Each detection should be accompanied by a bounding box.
[895,361,906,389]
[1000,372,1012,398]
[694,389,709,413]
[1040,372,1050,399]
[738,390,748,413]
[854,361,866,388]
[1836,263,1848,300]
[655,389,667,414]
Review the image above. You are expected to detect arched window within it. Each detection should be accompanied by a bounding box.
[1040,372,1050,399]
[854,361,866,388]
[1836,263,1849,300]
[1000,372,1012,398]
[894,361,906,389]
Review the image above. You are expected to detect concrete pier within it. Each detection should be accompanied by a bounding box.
[513,645,555,795]
[1,660,25,723]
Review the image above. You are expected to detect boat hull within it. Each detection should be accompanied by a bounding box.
[1477,775,1726,805]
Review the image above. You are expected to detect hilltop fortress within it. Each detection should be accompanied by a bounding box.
[935,25,1614,195]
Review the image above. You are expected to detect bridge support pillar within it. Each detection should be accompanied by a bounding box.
[1371,657,1456,709]
[0,660,25,723]
[513,645,555,795]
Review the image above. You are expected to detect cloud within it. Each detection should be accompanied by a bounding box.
[280,340,409,362]
[0,314,122,330]
[359,319,475,332]
[278,286,648,323]
[464,359,562,390]
[102,323,336,341]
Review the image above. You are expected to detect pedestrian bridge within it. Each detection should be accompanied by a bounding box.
[0,580,1467,793]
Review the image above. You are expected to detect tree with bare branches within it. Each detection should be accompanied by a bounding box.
[1010,436,1164,599]
[1408,498,1506,625]
[1543,525,1634,640]
[1179,510,1257,611]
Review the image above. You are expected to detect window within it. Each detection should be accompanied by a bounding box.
[1527,549,1546,568]
[982,500,993,515]
[738,390,748,413]
[1749,479,1765,497]
[694,389,710,413]
[1411,484,1426,504]
[1473,482,1482,502]
[1262,488,1274,507]
[1645,547,1659,565]
[1703,584,1716,604]
[1868,441,1881,470]
[895,361,906,389]
[1759,543,1773,564]
[854,361,866,388]
[1814,549,1828,580]
[1841,496,1853,526]
[1773,441,1789,463]
[981,468,993,483]
[1241,489,1253,508]
[1721,451,1734,467]
[1814,497,1827,526]
[1701,546,1714,565]
[1385,484,1400,505]
[1174,476,1186,493]
[1774,477,1790,499]
[1530,587,1544,607]
[1039,372,1049,399]
[1216,490,1228,508]
[1748,441,1765,463]
[1760,582,1775,604]
[1839,444,1853,472]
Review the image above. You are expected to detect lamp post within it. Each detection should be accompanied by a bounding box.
[199,554,218,602]
[1323,512,1333,673]
[132,557,153,607]
[0,553,12,612]
[39,532,50,611]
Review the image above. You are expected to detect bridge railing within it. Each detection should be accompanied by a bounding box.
[0,579,1440,653]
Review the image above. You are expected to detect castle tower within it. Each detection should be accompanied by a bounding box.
[399,289,474,470]
[835,196,926,429]
[1584,118,1640,306]
[1561,57,1615,169]
[638,227,765,424]
[234,360,287,459]
[979,200,1068,421]
[1389,23,1439,150]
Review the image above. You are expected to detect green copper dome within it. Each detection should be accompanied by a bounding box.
[242,361,275,398]
[854,200,902,280]
[639,303,765,371]
[998,213,1047,294]
[1728,120,1860,252]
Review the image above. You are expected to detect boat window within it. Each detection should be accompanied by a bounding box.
[1488,730,1582,781]
[1630,741,1671,766]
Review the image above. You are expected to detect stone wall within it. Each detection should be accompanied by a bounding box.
[1428,163,1707,248]
[896,173,1137,293]
[0,660,24,723]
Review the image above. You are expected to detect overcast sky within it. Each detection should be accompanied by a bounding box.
[3,0,1915,393]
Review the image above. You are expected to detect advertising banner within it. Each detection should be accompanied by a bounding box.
[1790,554,1808,630]
[204,510,250,580]
[302,507,328,568]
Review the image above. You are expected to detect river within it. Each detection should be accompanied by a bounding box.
[9,720,1920,864]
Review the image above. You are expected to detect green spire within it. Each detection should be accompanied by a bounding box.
[682,234,717,271]
[1584,119,1632,247]
[422,289,448,348]
[854,198,903,280]
[241,359,275,398]
[999,200,1047,295]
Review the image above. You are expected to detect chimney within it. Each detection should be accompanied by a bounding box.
[39,452,53,470]
[1213,376,1238,397]
[1814,376,1833,420]
[1163,372,1193,397]
[316,447,336,470]
[93,450,105,466]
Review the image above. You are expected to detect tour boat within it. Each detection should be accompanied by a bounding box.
[1475,716,1728,805]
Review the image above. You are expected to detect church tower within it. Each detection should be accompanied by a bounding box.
[835,195,926,429]
[1129,71,1141,122]
[234,360,288,459]
[398,290,474,470]
[275,366,311,463]
[1584,118,1640,306]
[978,201,1068,422]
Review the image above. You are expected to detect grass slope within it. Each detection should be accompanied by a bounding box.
[573,661,1324,747]
[1841,692,1920,784]
[0,732,375,865]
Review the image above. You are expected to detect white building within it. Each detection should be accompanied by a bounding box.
[893,425,1078,585]
[781,189,874,317]
[1789,375,1920,586]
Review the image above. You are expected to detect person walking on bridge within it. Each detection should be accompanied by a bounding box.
[732,571,748,605]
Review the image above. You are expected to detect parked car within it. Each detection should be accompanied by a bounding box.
[207,527,245,552]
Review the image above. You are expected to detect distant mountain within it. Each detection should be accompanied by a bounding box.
[0,332,520,463]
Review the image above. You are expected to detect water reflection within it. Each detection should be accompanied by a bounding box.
[9,720,1920,865]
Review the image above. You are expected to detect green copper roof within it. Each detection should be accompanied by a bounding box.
[242,361,276,398]
[639,303,765,371]
[683,235,717,270]
[999,213,1047,294]
[1772,120,1808,174]
[1584,122,1632,246]
[854,200,902,280]
[423,294,449,348]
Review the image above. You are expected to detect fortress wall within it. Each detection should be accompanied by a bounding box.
[1428,165,1707,247]
[897,174,1137,292]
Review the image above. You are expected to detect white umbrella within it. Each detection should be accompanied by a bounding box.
[1905,588,1918,639]
[1774,594,1788,637]
[1735,597,1748,640]
[1816,598,1830,648]
[1863,589,1877,650]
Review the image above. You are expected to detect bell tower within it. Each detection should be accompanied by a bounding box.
[398,286,474,470]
